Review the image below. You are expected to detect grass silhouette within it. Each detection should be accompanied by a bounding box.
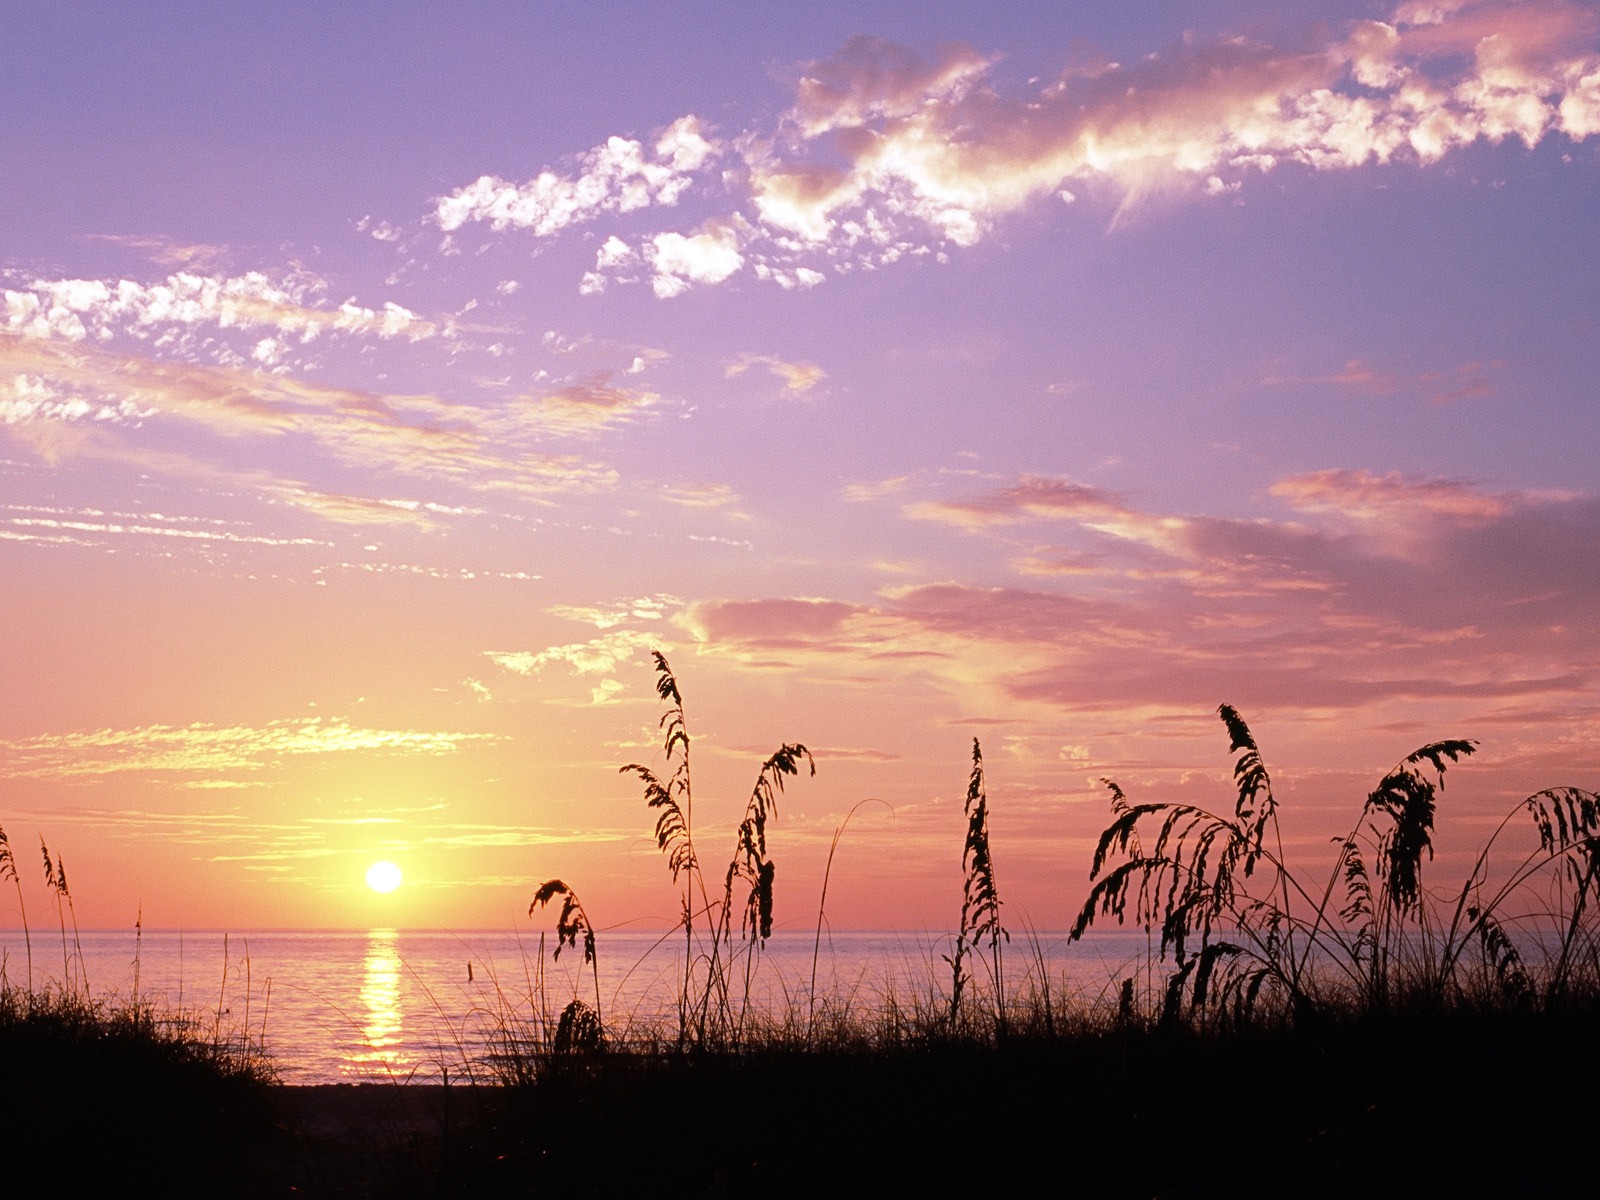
[456,670,1599,1197]
[2,670,1598,1196]
[617,651,812,1047]
[0,968,278,1193]
[1071,705,1600,1027]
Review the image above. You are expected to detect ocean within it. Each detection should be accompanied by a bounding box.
[0,926,1160,1084]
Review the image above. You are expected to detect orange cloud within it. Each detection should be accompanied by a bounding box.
[1270,468,1509,521]
[725,353,827,394]
[515,377,661,436]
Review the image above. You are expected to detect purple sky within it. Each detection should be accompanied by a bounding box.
[1,0,1597,930]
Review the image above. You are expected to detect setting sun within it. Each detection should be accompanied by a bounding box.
[365,862,403,894]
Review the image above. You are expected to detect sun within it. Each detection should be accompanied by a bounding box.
[365,861,403,894]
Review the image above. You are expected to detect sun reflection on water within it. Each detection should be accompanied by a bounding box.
[350,928,408,1077]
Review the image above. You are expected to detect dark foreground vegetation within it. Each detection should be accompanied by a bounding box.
[0,984,280,1194]
[421,1008,1600,1199]
[3,654,1598,1196]
[5,984,1599,1198]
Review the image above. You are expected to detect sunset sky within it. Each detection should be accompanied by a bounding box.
[2,0,1597,933]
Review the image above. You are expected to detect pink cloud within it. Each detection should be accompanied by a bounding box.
[1263,359,1401,395]
[680,475,1600,722]
[682,598,861,646]
[1270,468,1509,521]
[906,477,1133,528]
[1265,356,1503,404]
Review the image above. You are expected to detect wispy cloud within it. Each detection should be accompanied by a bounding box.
[2,717,497,781]
[7,801,629,871]
[1263,356,1505,403]
[725,353,827,394]
[906,475,1189,556]
[0,512,331,549]
[662,481,741,508]
[0,333,622,504]
[1269,468,1514,521]
[514,376,661,436]
[85,234,233,271]
[546,595,680,629]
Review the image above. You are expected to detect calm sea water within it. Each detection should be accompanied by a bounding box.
[0,926,1160,1084]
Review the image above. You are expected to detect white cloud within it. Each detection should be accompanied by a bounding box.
[747,7,1600,255]
[596,235,636,269]
[2,270,438,349]
[435,116,720,237]
[427,4,1600,294]
[485,630,655,677]
[646,219,744,296]
[1,374,155,425]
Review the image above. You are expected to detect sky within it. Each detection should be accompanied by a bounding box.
[1,0,1597,934]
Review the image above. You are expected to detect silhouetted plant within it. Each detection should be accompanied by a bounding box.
[1073,705,1600,1024]
[552,999,603,1057]
[1524,787,1600,1000]
[531,879,603,1037]
[1072,709,1482,1021]
[947,739,1007,1031]
[1313,738,1476,1006]
[723,744,813,945]
[620,651,709,1041]
[39,840,83,994]
[1070,707,1300,1024]
[620,651,812,1046]
[1432,784,1600,1006]
[717,742,813,1034]
[808,798,892,1036]
[0,821,30,990]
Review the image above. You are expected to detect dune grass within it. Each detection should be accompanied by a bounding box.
[1070,705,1600,1029]
[0,815,281,1193]
[479,661,1600,1195]
[2,656,1597,1195]
[0,977,280,1193]
[517,662,1600,1058]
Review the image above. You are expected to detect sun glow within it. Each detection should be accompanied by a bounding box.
[365,861,403,893]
